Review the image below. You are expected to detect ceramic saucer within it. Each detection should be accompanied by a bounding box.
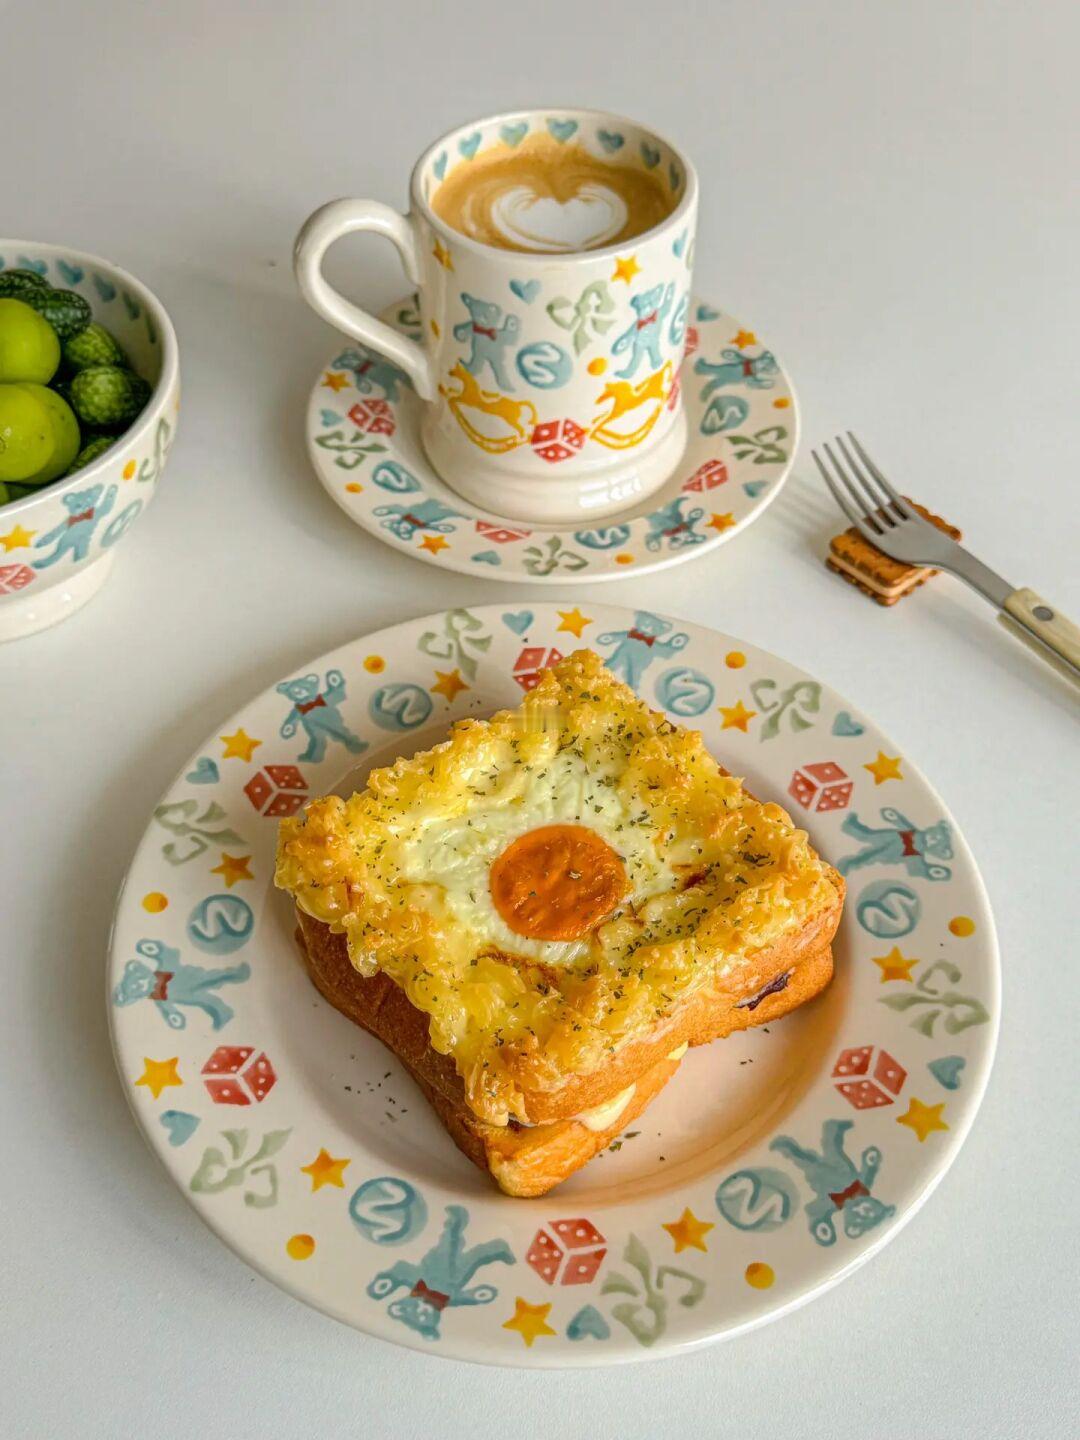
[305,297,797,583]
[109,604,998,1365]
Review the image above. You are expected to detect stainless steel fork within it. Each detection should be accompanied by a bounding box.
[814,433,1080,684]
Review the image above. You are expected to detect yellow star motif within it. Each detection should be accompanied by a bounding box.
[300,1148,351,1191]
[719,700,756,732]
[557,607,592,639]
[611,254,640,284]
[897,1097,949,1142]
[502,1298,556,1347]
[864,751,903,785]
[873,946,917,982]
[419,534,449,555]
[731,329,758,347]
[220,727,262,762]
[662,1207,714,1254]
[708,512,735,532]
[321,371,349,392]
[211,853,253,888]
[0,523,36,552]
[432,239,453,270]
[135,1056,182,1100]
[431,668,468,702]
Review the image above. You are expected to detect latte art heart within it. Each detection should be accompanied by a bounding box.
[490,185,629,253]
[432,134,675,255]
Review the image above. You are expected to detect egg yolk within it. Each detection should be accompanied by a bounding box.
[489,824,628,941]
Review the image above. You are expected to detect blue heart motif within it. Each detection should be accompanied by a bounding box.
[92,273,117,302]
[695,303,720,321]
[433,151,448,181]
[16,255,48,275]
[458,132,482,160]
[567,1305,610,1341]
[640,141,661,169]
[832,710,865,737]
[160,1111,200,1147]
[743,480,769,499]
[472,550,501,566]
[320,408,343,427]
[673,230,688,258]
[510,278,541,304]
[186,756,219,785]
[500,121,528,147]
[58,259,84,285]
[502,610,533,636]
[597,129,624,153]
[547,118,578,143]
[928,1056,966,1091]
[669,162,681,191]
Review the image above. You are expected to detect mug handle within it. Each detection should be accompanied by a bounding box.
[293,198,437,400]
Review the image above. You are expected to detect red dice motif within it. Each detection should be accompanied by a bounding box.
[833,1046,906,1109]
[474,520,531,544]
[0,563,35,593]
[513,645,563,691]
[788,761,853,813]
[348,399,395,436]
[682,459,728,494]
[683,326,700,360]
[244,764,308,818]
[202,1046,277,1105]
[526,1219,607,1286]
[531,419,587,463]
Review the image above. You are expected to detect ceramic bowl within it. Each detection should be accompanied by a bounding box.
[0,240,180,642]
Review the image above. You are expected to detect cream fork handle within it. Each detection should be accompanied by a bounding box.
[999,588,1080,683]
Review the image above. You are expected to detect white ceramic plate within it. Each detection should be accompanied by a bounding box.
[305,298,796,583]
[108,604,998,1365]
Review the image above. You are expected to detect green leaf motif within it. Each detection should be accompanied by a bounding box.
[729,425,788,465]
[879,960,989,1036]
[153,799,246,864]
[314,429,387,470]
[523,535,588,576]
[190,1128,292,1209]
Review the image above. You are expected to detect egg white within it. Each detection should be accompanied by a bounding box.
[398,748,678,964]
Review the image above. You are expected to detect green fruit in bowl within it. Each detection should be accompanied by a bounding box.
[0,269,52,300]
[0,298,61,383]
[70,365,150,429]
[62,322,126,371]
[68,435,116,472]
[25,287,92,341]
[0,382,80,484]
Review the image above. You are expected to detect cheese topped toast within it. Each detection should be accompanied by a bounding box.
[276,650,844,1142]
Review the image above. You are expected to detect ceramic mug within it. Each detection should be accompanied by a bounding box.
[294,108,698,524]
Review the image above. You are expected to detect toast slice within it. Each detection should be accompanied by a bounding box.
[295,907,836,1197]
[276,649,845,1130]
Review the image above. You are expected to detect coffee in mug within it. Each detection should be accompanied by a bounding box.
[430,132,675,255]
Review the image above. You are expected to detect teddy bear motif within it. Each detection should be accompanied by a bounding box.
[453,294,520,391]
[332,345,409,402]
[596,610,690,690]
[837,807,954,882]
[366,1205,515,1341]
[694,348,779,397]
[33,484,118,569]
[112,938,250,1030]
[374,497,463,541]
[642,496,707,553]
[611,282,675,378]
[771,1119,896,1246]
[276,669,367,764]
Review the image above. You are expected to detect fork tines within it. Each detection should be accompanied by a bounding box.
[813,433,915,543]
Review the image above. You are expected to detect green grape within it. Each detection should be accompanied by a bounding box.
[25,287,92,341]
[62,322,126,371]
[0,384,57,482]
[70,365,151,428]
[0,297,61,383]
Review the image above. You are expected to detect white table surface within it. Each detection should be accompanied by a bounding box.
[4,2,1078,1435]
